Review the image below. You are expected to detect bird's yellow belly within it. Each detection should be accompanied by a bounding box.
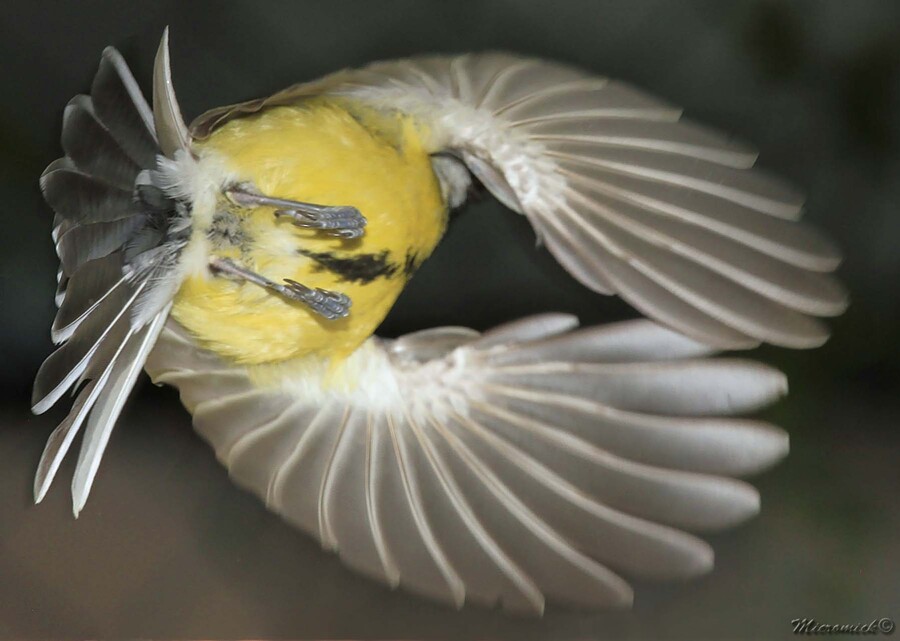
[171,100,447,367]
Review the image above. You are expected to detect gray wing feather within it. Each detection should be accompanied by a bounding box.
[499,82,683,124]
[146,315,789,613]
[471,312,579,348]
[486,320,715,364]
[399,409,545,613]
[555,156,840,271]
[318,410,399,584]
[270,403,349,540]
[151,28,192,158]
[303,53,847,349]
[429,410,635,609]
[376,412,467,606]
[551,197,830,347]
[449,406,718,571]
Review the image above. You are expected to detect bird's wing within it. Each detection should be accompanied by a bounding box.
[145,313,789,613]
[33,31,193,514]
[192,54,847,349]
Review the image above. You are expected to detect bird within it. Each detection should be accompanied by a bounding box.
[32,28,846,614]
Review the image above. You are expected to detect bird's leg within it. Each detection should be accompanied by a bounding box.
[209,257,351,320]
[225,184,367,239]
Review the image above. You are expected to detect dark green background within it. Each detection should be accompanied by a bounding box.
[0,1,898,638]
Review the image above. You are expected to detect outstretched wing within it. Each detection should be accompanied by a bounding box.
[32,31,192,514]
[145,314,789,613]
[193,54,847,349]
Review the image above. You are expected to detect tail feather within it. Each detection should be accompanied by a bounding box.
[61,95,142,188]
[33,379,100,504]
[71,307,171,516]
[51,252,127,342]
[90,47,158,167]
[33,36,188,512]
[56,216,146,277]
[33,278,144,413]
[40,161,141,226]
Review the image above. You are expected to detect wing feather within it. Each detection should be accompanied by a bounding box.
[529,210,617,295]
[486,319,715,364]
[502,82,682,125]
[483,388,787,476]
[434,410,635,608]
[567,184,846,313]
[555,195,831,346]
[454,407,717,575]
[556,157,841,271]
[33,380,100,504]
[319,409,404,583]
[471,312,579,348]
[32,278,146,413]
[236,54,846,348]
[402,407,543,612]
[317,406,353,550]
[467,401,759,531]
[527,117,759,168]
[221,402,316,495]
[270,402,349,540]
[146,315,789,612]
[56,217,147,277]
[385,411,466,606]
[535,211,760,348]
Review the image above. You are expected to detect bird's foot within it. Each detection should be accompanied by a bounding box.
[226,184,366,239]
[282,279,351,320]
[209,257,351,320]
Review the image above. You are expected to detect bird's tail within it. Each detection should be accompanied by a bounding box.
[33,31,192,515]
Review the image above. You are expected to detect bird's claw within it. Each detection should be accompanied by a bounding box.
[209,257,351,320]
[274,206,366,239]
[226,184,366,239]
[281,279,351,319]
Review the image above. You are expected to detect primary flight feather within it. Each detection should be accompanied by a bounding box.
[31,29,844,613]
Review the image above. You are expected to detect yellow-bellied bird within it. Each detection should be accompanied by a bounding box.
[32,29,846,613]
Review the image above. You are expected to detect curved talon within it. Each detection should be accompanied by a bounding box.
[283,279,351,319]
[208,257,351,320]
[226,185,366,239]
[274,206,366,239]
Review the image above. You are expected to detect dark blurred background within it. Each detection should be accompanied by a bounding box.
[1,1,898,639]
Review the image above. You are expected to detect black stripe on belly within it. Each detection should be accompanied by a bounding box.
[299,249,398,284]
[403,250,421,277]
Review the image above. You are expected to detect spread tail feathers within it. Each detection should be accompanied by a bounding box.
[33,32,190,513]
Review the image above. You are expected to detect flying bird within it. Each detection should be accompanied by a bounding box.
[32,29,846,613]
